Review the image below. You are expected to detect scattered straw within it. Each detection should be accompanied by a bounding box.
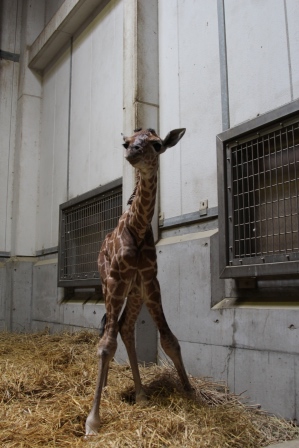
[0,331,298,447]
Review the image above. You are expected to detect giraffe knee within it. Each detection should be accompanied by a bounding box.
[97,339,117,361]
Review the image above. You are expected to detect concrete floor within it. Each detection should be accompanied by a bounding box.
[265,440,299,448]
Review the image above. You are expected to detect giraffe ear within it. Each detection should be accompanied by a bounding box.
[162,128,186,150]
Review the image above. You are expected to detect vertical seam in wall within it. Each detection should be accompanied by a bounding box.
[30,261,34,331]
[294,355,297,422]
[51,72,57,244]
[5,66,14,251]
[157,0,161,229]
[217,0,230,131]
[5,0,20,252]
[176,0,183,216]
[9,263,13,331]
[89,34,92,190]
[67,37,73,200]
[283,0,293,101]
[156,0,160,135]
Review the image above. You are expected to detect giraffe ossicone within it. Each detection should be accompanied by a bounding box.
[85,127,191,436]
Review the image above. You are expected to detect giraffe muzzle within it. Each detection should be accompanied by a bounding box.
[125,149,142,165]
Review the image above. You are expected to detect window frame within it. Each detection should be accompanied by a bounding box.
[58,178,122,288]
[217,99,299,279]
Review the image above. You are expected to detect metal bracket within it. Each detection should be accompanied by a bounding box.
[158,212,164,227]
[199,199,208,216]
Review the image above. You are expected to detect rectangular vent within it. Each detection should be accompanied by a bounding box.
[217,100,299,278]
[58,179,122,287]
[229,119,299,264]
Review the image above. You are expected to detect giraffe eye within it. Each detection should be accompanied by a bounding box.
[123,142,129,149]
[153,142,162,152]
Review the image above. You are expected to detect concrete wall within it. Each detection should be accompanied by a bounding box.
[156,229,299,420]
[0,0,299,421]
[156,0,299,421]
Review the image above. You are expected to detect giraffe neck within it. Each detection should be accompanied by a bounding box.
[128,170,157,243]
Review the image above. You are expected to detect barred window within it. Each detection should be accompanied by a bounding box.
[217,100,299,278]
[58,179,122,287]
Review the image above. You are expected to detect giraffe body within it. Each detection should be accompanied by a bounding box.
[86,128,191,435]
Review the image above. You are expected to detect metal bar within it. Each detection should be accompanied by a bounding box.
[241,145,246,257]
[256,138,263,255]
[232,147,238,259]
[36,246,58,256]
[268,133,274,254]
[293,124,299,250]
[217,99,299,143]
[280,129,287,253]
[0,251,11,258]
[250,140,257,256]
[220,259,299,279]
[262,135,269,255]
[61,178,122,210]
[245,141,250,256]
[274,132,280,254]
[217,0,230,131]
[285,125,292,250]
[159,207,218,230]
[0,49,20,62]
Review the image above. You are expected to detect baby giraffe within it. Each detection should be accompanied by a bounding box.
[86,127,191,435]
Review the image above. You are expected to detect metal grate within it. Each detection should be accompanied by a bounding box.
[227,118,299,266]
[58,180,122,287]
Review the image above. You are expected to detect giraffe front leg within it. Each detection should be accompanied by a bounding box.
[86,288,125,434]
[85,348,113,436]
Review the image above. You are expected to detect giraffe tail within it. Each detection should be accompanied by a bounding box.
[99,313,107,338]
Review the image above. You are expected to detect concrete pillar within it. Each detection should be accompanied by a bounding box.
[11,0,45,256]
[4,0,46,330]
[116,0,159,363]
[0,0,22,256]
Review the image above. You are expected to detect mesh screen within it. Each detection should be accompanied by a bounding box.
[229,120,299,263]
[60,187,122,283]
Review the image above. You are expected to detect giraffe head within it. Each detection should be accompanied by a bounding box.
[122,128,186,175]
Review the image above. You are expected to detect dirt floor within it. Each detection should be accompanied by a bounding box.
[0,331,298,447]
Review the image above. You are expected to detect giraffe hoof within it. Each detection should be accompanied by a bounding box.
[136,390,148,403]
[85,415,101,436]
[182,380,192,392]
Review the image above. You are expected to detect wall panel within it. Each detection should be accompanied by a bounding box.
[38,47,70,250]
[0,60,19,253]
[159,0,222,219]
[69,0,123,199]
[286,0,299,99]
[225,0,291,127]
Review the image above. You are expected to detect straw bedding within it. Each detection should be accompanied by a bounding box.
[0,331,298,447]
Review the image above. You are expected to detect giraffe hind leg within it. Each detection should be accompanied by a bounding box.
[119,291,147,402]
[99,313,107,338]
[144,278,192,392]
